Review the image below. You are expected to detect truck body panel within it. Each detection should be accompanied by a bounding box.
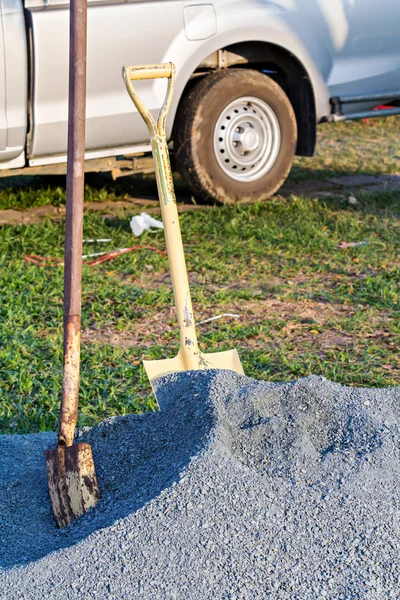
[0,0,27,161]
[27,0,334,160]
[0,0,398,170]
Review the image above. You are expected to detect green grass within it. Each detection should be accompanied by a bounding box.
[290,115,400,181]
[0,116,398,210]
[0,117,399,433]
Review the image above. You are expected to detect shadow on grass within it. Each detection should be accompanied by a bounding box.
[0,160,397,213]
[287,165,357,183]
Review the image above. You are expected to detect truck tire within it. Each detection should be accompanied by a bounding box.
[174,69,297,204]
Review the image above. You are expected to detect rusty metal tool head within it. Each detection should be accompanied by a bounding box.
[122,64,244,386]
[46,0,99,528]
[46,442,100,529]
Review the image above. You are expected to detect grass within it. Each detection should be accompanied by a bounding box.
[0,116,399,434]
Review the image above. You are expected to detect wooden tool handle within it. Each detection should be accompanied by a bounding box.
[123,63,200,368]
[124,63,174,80]
[122,63,176,138]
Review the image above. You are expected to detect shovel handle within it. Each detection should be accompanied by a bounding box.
[122,62,175,138]
[124,63,202,369]
[124,63,174,80]
[58,0,87,447]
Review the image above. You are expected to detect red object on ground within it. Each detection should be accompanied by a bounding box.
[24,245,166,267]
[86,245,166,266]
[364,105,395,123]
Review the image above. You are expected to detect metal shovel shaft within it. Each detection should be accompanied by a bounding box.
[59,0,87,447]
[46,0,100,530]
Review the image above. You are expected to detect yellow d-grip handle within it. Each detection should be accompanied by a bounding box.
[122,62,176,138]
[124,63,174,81]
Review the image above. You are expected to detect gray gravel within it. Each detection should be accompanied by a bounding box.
[1,371,400,599]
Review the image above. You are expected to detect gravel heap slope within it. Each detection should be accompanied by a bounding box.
[1,371,399,599]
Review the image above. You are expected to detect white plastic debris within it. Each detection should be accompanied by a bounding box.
[130,212,164,236]
[348,195,358,205]
[198,313,240,325]
[338,241,367,249]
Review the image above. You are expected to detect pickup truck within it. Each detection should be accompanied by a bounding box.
[1,0,400,203]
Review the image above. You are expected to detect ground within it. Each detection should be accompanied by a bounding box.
[0,116,399,434]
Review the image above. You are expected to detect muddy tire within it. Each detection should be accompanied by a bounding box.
[174,69,297,204]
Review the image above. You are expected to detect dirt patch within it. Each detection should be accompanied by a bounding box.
[82,297,393,355]
[0,197,210,226]
[0,198,156,226]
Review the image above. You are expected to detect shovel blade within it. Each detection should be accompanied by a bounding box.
[46,443,100,528]
[143,348,244,384]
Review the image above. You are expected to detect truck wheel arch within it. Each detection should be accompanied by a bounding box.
[173,40,317,158]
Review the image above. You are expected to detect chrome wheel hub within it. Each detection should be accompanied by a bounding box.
[213,96,281,182]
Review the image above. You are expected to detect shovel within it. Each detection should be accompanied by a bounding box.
[122,63,244,385]
[45,0,100,528]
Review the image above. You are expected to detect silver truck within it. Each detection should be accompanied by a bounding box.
[1,0,400,203]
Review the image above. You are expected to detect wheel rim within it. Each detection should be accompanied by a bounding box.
[213,96,281,183]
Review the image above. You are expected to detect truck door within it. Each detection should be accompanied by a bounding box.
[280,0,400,109]
[0,0,27,164]
[321,0,400,100]
[0,3,7,150]
[27,0,188,158]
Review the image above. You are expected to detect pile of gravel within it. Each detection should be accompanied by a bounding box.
[1,371,399,599]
